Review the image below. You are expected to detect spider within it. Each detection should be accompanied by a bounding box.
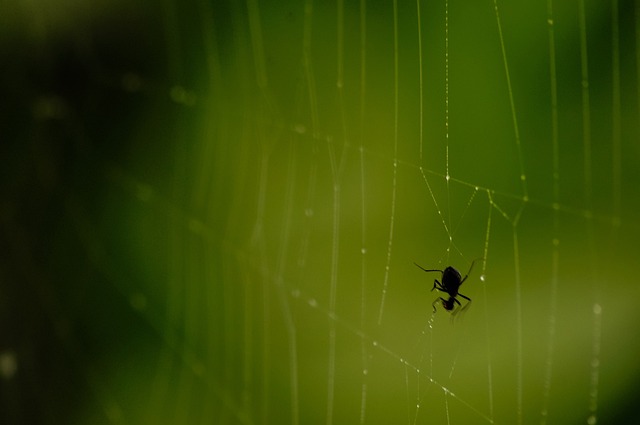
[414,260,477,314]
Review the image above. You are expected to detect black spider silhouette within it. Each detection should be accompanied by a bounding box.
[414,260,477,314]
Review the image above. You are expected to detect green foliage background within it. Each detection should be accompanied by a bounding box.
[1,0,639,424]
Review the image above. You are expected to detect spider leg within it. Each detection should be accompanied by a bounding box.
[431,279,446,292]
[432,297,447,313]
[459,259,479,284]
[414,262,443,274]
[454,293,472,315]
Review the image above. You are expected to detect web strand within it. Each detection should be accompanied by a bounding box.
[587,304,602,425]
[540,1,560,422]
[276,138,300,425]
[578,0,593,209]
[636,0,640,129]
[611,0,622,224]
[513,230,523,425]
[416,0,424,162]
[326,139,341,425]
[358,1,368,423]
[481,192,494,421]
[377,0,399,326]
[492,0,528,200]
[325,0,350,417]
[444,0,452,233]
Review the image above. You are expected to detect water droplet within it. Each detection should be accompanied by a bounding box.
[193,362,206,376]
[106,404,123,422]
[170,85,196,106]
[136,184,154,202]
[129,293,147,311]
[188,219,204,234]
[122,73,142,92]
[33,96,68,120]
[0,351,17,379]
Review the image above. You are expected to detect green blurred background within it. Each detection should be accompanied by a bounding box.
[1,0,640,424]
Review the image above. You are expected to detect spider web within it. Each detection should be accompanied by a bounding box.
[3,0,640,424]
